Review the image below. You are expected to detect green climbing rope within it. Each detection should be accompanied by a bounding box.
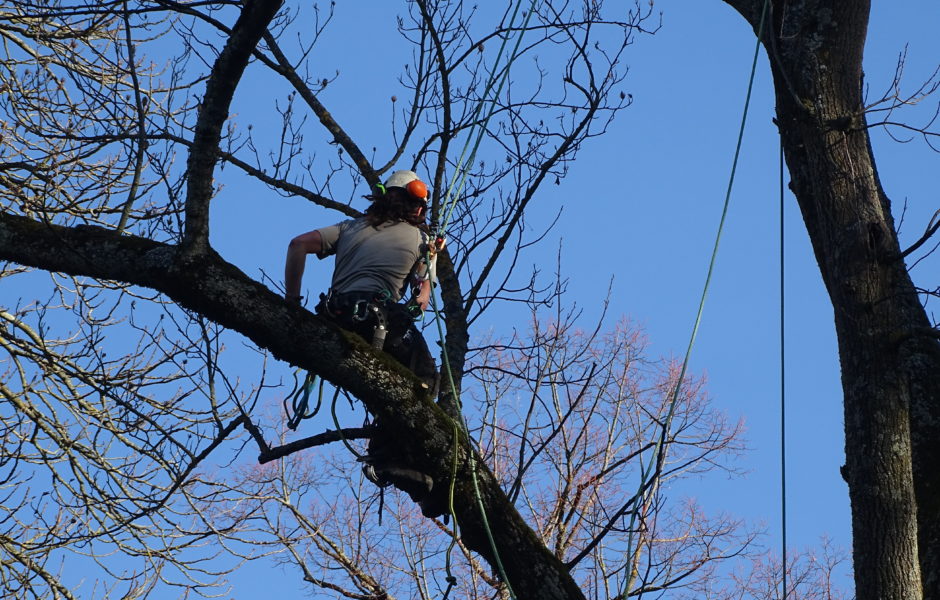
[425,3,539,598]
[620,0,771,595]
[436,0,538,237]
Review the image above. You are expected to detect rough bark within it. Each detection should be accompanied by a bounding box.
[0,212,586,600]
[184,0,284,253]
[435,248,471,418]
[723,1,940,598]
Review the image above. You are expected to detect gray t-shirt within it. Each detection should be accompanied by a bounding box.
[317,218,427,301]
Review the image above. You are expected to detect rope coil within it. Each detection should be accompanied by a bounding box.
[285,371,322,430]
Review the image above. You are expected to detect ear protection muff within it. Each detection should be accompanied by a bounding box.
[377,180,428,202]
[377,170,429,201]
[405,179,428,202]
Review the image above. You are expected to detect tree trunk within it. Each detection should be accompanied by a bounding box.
[723,1,940,598]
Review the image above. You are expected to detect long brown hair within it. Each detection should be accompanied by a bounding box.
[363,187,427,228]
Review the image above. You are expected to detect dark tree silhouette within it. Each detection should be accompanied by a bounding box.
[0,1,760,599]
[722,1,940,598]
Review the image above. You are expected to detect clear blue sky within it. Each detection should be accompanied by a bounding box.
[5,2,938,597]
[577,0,939,588]
[215,0,940,594]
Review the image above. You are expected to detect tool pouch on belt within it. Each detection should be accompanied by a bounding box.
[316,290,438,396]
[316,290,390,350]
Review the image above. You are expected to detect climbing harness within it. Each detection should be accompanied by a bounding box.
[317,289,395,350]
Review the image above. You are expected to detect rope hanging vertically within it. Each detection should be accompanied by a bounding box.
[620,0,771,594]
[436,0,538,237]
[779,130,789,600]
[426,3,539,599]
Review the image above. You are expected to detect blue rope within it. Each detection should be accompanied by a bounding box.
[285,371,321,430]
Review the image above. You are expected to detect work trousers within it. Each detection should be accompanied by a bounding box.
[316,291,438,391]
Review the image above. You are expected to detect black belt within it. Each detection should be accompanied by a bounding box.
[318,290,391,349]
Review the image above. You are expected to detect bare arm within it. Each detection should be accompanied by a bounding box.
[415,278,431,311]
[284,230,322,302]
[414,238,442,311]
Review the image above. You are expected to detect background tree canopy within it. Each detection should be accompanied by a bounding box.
[0,1,937,599]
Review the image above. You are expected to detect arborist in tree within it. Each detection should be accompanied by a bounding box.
[284,169,446,516]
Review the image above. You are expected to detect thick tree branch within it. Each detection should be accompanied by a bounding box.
[183,0,283,254]
[0,212,584,600]
[258,427,371,464]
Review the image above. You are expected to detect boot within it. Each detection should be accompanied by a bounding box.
[361,459,433,503]
[419,488,449,519]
